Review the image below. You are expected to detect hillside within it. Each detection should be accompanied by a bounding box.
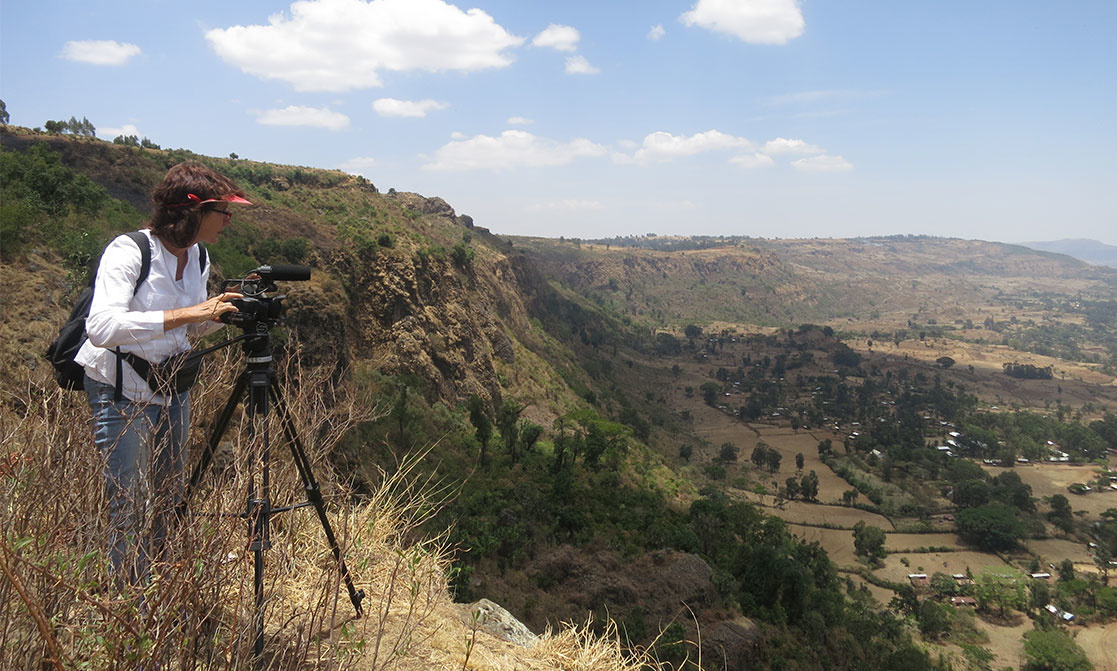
[4,128,1117,671]
[513,234,1117,329]
[1022,239,1117,269]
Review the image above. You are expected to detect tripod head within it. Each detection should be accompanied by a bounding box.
[219,263,311,335]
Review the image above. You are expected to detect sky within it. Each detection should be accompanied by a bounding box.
[2,0,1115,243]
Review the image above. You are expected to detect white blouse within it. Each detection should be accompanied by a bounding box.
[75,229,222,405]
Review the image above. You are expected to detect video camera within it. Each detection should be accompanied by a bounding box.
[219,264,310,331]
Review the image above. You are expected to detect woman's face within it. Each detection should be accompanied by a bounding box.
[195,206,232,245]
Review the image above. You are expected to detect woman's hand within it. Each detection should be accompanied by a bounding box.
[163,292,243,331]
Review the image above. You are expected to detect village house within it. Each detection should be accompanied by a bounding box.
[908,574,929,589]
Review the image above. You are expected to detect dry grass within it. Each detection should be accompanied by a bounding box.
[0,351,661,670]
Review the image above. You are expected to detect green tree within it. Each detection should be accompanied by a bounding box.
[974,571,1027,617]
[751,442,769,469]
[1058,558,1075,583]
[916,600,951,639]
[929,572,958,597]
[718,442,739,463]
[1048,494,1074,536]
[1094,542,1111,585]
[800,470,819,502]
[765,448,782,474]
[955,503,1024,551]
[700,381,720,406]
[853,521,887,562]
[953,479,991,509]
[936,356,956,369]
[467,395,492,467]
[518,420,543,454]
[0,99,8,125]
[1029,578,1051,610]
[1022,629,1093,671]
[795,452,805,471]
[496,399,525,462]
[785,477,801,500]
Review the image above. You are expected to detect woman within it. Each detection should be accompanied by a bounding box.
[76,162,249,585]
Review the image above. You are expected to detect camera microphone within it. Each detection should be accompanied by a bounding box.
[257,264,311,281]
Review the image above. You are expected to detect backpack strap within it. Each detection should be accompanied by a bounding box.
[123,231,152,293]
[197,242,208,274]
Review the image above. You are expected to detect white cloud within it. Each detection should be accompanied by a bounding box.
[532,24,580,52]
[206,0,524,92]
[423,130,606,171]
[625,130,753,163]
[372,98,448,118]
[526,199,605,213]
[792,154,853,172]
[565,55,600,75]
[339,156,377,175]
[98,123,140,139]
[256,105,350,130]
[730,153,775,169]
[761,137,823,155]
[451,131,467,140]
[60,40,141,66]
[680,0,804,45]
[648,24,666,40]
[507,116,533,125]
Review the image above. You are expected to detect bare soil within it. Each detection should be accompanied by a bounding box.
[1074,622,1117,671]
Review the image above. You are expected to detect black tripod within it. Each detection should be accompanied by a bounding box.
[183,328,364,664]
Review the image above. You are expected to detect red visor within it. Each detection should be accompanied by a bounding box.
[168,193,254,208]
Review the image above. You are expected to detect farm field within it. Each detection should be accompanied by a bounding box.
[788,524,857,566]
[884,533,963,552]
[845,573,897,606]
[875,551,1015,585]
[984,463,1117,518]
[684,396,856,501]
[1023,535,1103,571]
[732,493,895,529]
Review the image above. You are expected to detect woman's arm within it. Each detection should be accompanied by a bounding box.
[164,292,241,331]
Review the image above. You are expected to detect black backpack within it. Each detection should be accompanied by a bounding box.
[45,232,206,392]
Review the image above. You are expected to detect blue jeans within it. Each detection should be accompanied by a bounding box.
[85,374,189,586]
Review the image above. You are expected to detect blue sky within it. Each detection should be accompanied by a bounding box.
[2,0,1115,242]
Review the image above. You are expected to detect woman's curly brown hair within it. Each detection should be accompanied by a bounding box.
[149,162,245,248]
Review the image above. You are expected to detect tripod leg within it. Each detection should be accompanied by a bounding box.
[270,380,365,616]
[179,371,249,519]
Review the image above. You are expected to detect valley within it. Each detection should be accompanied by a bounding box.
[641,320,1117,669]
[4,130,1117,670]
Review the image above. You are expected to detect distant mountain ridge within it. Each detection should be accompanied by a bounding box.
[1019,239,1117,268]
